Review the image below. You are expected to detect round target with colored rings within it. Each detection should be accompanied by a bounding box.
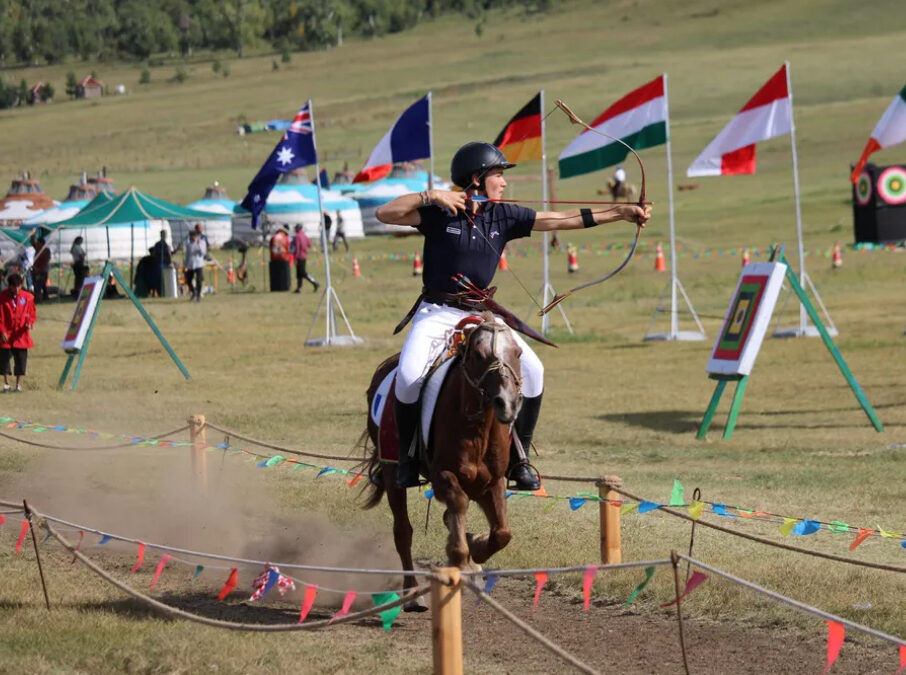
[855,171,872,206]
[878,166,906,205]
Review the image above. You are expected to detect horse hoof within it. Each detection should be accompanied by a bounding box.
[403,597,429,613]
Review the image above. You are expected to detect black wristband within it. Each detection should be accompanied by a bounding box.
[580,208,597,228]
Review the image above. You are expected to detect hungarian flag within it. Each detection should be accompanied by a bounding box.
[354,95,431,183]
[559,76,667,179]
[687,65,790,176]
[850,84,906,183]
[493,93,542,162]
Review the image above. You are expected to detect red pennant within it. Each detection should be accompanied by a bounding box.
[328,590,357,625]
[582,566,598,611]
[150,554,172,589]
[660,571,708,608]
[130,542,145,573]
[217,568,239,601]
[298,584,319,623]
[895,645,906,674]
[822,621,845,673]
[531,571,548,614]
[71,530,84,564]
[849,528,873,551]
[0,513,6,526]
[346,474,364,487]
[14,520,29,553]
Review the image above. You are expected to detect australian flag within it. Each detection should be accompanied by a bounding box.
[240,101,318,229]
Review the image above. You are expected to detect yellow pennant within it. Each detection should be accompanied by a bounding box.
[687,501,705,521]
[779,518,798,537]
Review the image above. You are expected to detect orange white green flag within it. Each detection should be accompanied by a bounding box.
[850,84,906,183]
[687,64,791,177]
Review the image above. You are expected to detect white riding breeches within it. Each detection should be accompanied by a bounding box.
[395,301,544,404]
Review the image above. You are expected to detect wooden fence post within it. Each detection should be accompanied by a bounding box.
[598,475,623,564]
[431,567,463,675]
[188,415,207,493]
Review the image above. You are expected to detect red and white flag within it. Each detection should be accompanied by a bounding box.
[687,65,791,177]
[850,84,906,183]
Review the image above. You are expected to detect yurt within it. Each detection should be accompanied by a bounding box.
[0,173,57,226]
[264,171,364,240]
[351,171,447,234]
[24,174,99,227]
[186,181,244,247]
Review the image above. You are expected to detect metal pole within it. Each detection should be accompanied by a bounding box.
[427,92,435,192]
[540,89,551,337]
[786,61,807,336]
[664,73,679,340]
[308,98,335,344]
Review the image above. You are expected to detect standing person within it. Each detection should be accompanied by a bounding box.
[183,230,206,301]
[18,237,35,292]
[321,211,333,246]
[70,236,88,297]
[332,212,349,252]
[609,165,627,200]
[194,222,211,251]
[150,229,172,297]
[291,224,319,293]
[376,141,650,489]
[31,237,50,302]
[0,273,36,392]
[268,226,293,292]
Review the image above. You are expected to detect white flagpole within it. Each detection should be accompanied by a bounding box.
[540,89,550,337]
[664,73,679,339]
[786,61,807,336]
[427,92,435,191]
[308,98,334,344]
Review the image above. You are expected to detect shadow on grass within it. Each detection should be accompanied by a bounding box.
[75,592,386,627]
[598,410,700,433]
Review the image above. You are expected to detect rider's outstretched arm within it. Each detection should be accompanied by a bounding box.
[533,204,651,231]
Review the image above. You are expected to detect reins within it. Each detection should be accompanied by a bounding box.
[459,321,522,397]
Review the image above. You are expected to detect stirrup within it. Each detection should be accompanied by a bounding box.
[506,460,541,491]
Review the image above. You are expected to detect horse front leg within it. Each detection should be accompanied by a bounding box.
[383,464,427,612]
[467,478,512,565]
[435,470,473,570]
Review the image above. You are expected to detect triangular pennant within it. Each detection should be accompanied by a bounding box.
[688,501,705,520]
[372,592,402,631]
[623,566,655,606]
[621,503,639,515]
[328,590,357,625]
[217,568,239,601]
[896,645,906,674]
[660,571,708,608]
[150,554,172,589]
[849,528,873,551]
[130,542,145,573]
[14,520,29,553]
[192,565,204,580]
[669,479,684,507]
[779,518,798,537]
[638,501,660,514]
[299,584,318,623]
[531,571,548,614]
[822,621,845,674]
[71,530,84,564]
[582,566,598,611]
[568,497,586,511]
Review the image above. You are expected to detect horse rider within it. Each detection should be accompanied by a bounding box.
[609,165,627,200]
[376,141,651,490]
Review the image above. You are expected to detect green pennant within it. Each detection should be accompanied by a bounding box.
[623,566,655,607]
[265,455,286,467]
[829,521,851,534]
[669,479,684,507]
[372,592,401,631]
[192,565,204,581]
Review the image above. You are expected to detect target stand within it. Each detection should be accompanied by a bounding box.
[697,245,883,440]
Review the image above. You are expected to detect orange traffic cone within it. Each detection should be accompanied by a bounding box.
[832,242,843,269]
[413,251,423,276]
[741,248,751,267]
[226,259,236,284]
[567,244,579,273]
[498,249,509,271]
[654,243,666,272]
[352,256,362,277]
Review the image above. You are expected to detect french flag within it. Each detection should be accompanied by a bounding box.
[354,95,431,183]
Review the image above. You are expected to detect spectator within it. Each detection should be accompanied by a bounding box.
[32,237,50,302]
[194,222,211,252]
[18,237,35,291]
[184,230,206,301]
[0,273,36,392]
[321,211,333,245]
[70,236,88,297]
[149,230,172,297]
[332,212,349,252]
[291,225,319,293]
[150,230,172,266]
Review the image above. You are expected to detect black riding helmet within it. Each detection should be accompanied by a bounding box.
[450,141,516,189]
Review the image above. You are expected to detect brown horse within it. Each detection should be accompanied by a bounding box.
[361,313,523,608]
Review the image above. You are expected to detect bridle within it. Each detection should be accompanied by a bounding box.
[458,320,522,399]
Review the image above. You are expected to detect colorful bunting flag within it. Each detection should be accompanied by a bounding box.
[779,518,798,537]
[688,501,705,521]
[346,474,364,487]
[192,565,204,580]
[0,514,6,526]
[328,590,357,625]
[98,534,111,545]
[849,528,873,551]
[14,520,28,553]
[822,621,845,674]
[582,566,598,611]
[531,571,548,614]
[250,564,296,601]
[621,503,639,515]
[712,504,734,518]
[660,571,708,608]
[299,584,318,623]
[568,497,587,511]
[130,542,145,573]
[217,568,239,601]
[897,645,906,674]
[829,521,851,534]
[623,566,655,607]
[150,554,171,589]
[71,530,84,564]
[372,592,401,631]
[638,501,660,514]
[669,479,684,507]
[792,519,821,536]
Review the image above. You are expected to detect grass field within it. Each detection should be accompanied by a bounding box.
[1,1,906,672]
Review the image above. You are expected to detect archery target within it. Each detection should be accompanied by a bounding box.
[878,166,906,205]
[855,171,873,206]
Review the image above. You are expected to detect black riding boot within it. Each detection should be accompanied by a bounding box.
[508,393,542,491]
[394,399,421,488]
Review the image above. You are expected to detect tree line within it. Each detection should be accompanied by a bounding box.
[0,0,553,65]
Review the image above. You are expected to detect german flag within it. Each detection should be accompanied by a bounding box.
[493,93,543,163]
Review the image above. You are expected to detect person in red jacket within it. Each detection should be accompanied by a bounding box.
[0,273,36,392]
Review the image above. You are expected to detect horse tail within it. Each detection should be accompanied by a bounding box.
[356,427,386,510]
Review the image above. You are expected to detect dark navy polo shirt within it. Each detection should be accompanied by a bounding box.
[416,202,536,293]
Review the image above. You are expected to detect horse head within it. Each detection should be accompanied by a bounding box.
[457,313,523,425]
